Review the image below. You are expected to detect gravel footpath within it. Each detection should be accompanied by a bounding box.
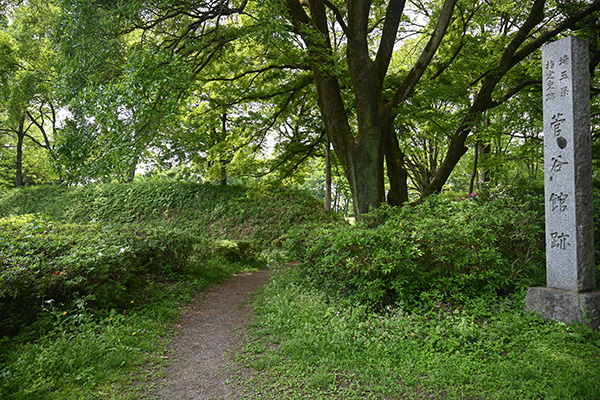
[148,269,270,400]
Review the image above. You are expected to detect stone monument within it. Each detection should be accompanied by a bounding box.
[524,36,600,330]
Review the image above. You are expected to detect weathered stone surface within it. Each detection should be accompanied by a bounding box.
[542,36,594,291]
[526,36,599,330]
[524,286,600,330]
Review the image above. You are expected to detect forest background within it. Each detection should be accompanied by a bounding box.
[0,0,598,216]
[2,1,600,399]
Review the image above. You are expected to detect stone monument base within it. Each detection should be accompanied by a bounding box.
[524,287,600,330]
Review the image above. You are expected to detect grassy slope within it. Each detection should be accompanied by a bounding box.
[0,181,332,244]
[237,186,600,400]
[0,181,334,400]
[3,181,599,400]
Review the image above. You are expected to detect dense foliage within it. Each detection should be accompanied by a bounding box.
[283,182,549,311]
[0,181,333,338]
[237,180,600,399]
[0,180,331,242]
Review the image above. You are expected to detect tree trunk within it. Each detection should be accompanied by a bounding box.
[422,127,470,196]
[469,142,478,195]
[478,141,491,183]
[127,166,136,183]
[15,115,25,188]
[324,140,332,214]
[384,123,409,205]
[219,162,227,186]
[349,134,385,216]
[285,0,455,217]
[220,112,228,186]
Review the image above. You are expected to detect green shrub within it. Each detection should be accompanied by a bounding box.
[0,181,333,337]
[284,182,546,311]
[0,215,197,336]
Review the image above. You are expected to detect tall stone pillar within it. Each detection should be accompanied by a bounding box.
[524,36,600,330]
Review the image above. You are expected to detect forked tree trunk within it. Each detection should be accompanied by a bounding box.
[285,0,456,217]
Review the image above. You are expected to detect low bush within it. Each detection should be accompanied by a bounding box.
[284,182,546,311]
[0,181,334,338]
[0,214,197,337]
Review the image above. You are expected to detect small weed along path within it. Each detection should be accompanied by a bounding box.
[149,269,270,400]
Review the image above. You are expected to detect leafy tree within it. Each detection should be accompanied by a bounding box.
[53,0,600,216]
[53,0,194,183]
[0,0,59,187]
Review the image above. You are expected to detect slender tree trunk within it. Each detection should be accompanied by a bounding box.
[15,115,25,188]
[220,112,228,186]
[469,142,478,195]
[333,190,339,212]
[324,140,332,214]
[220,163,227,186]
[477,111,491,184]
[478,141,491,182]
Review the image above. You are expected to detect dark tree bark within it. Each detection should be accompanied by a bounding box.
[384,125,408,205]
[15,115,26,188]
[324,140,332,214]
[285,0,456,217]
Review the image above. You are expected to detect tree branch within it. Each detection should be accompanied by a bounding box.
[323,0,349,36]
[510,0,600,70]
[492,79,541,107]
[386,0,457,113]
[375,0,407,85]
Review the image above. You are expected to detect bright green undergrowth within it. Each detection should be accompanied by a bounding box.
[238,182,600,399]
[3,180,600,399]
[282,183,549,311]
[0,181,331,246]
[241,264,600,400]
[0,249,255,400]
[0,181,333,399]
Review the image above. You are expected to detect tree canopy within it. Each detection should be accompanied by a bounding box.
[2,0,599,216]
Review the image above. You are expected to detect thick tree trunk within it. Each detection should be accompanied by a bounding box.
[384,124,409,205]
[285,0,455,217]
[349,134,385,215]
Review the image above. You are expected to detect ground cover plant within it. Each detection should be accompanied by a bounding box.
[238,181,600,399]
[0,180,330,246]
[241,264,600,400]
[0,181,333,399]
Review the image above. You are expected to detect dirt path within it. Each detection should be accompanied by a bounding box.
[149,269,270,400]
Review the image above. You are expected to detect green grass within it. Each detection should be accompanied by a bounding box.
[0,181,335,246]
[238,262,600,400]
[0,259,261,400]
[0,180,328,399]
[3,180,600,399]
